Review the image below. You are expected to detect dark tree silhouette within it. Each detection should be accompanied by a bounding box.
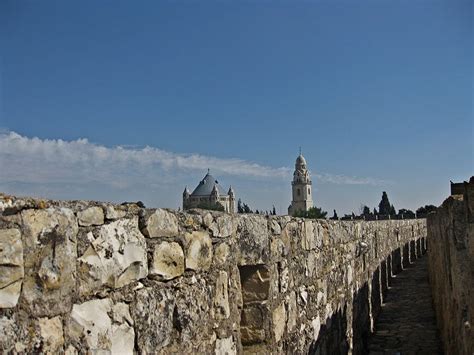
[331,209,338,220]
[237,199,244,213]
[416,205,437,217]
[378,191,392,215]
[398,208,415,219]
[272,206,277,215]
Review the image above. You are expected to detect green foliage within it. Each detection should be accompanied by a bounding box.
[294,206,328,219]
[196,201,225,212]
[378,191,392,215]
[237,198,253,213]
[398,208,415,218]
[416,205,437,217]
[362,205,371,216]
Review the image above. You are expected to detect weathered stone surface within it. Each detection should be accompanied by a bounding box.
[38,316,64,352]
[0,194,429,354]
[150,241,184,280]
[237,215,269,265]
[214,271,230,320]
[240,305,266,345]
[215,336,236,355]
[21,208,78,316]
[286,291,297,332]
[105,205,126,220]
[77,206,104,226]
[69,298,134,354]
[185,231,213,271]
[427,184,473,355]
[272,302,286,342]
[142,208,179,237]
[214,242,230,266]
[210,215,236,238]
[0,228,23,308]
[78,217,148,295]
[131,287,174,352]
[0,316,18,352]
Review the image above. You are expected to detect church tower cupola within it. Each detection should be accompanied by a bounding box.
[288,151,314,216]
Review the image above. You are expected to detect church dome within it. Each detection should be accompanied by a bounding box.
[191,171,227,196]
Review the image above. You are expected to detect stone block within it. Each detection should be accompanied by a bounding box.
[185,231,213,271]
[210,215,236,238]
[240,306,266,345]
[213,242,230,266]
[77,206,104,226]
[131,287,175,352]
[21,208,78,316]
[214,271,230,320]
[272,302,286,342]
[38,316,64,353]
[69,299,134,354]
[105,205,126,220]
[215,336,236,355]
[78,217,148,295]
[142,208,179,238]
[237,215,269,265]
[0,228,23,308]
[150,241,184,280]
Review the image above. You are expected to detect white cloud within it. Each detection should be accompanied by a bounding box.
[0,131,388,188]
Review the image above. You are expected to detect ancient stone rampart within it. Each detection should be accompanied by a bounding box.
[427,182,473,355]
[0,194,426,354]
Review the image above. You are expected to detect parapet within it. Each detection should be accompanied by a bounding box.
[0,193,426,354]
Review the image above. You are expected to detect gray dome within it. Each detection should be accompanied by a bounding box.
[191,172,227,196]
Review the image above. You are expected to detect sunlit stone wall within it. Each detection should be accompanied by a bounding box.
[0,194,425,354]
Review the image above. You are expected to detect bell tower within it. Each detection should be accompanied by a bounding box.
[288,150,313,216]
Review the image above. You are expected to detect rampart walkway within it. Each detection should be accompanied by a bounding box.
[368,255,442,354]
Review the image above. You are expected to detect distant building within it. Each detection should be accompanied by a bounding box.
[288,153,313,216]
[183,170,235,213]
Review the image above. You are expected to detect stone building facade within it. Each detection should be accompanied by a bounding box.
[183,170,235,213]
[288,153,313,216]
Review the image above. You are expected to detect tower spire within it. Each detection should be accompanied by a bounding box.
[299,147,302,155]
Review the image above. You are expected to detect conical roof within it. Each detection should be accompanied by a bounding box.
[191,172,227,196]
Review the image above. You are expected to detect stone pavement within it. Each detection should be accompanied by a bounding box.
[368,255,443,355]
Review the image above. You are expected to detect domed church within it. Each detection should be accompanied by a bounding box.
[288,153,313,216]
[183,170,235,213]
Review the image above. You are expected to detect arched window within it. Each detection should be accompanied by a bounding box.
[297,188,301,196]
[308,188,311,195]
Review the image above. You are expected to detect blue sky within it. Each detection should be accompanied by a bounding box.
[0,0,472,215]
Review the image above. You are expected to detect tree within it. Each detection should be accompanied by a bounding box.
[398,208,415,219]
[237,199,244,213]
[416,205,437,217]
[373,208,378,216]
[389,204,396,216]
[272,206,277,215]
[294,206,328,219]
[331,209,338,220]
[243,203,252,214]
[362,205,371,216]
[378,191,392,215]
[255,209,260,214]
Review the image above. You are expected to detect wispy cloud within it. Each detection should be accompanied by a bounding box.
[0,131,388,189]
[315,173,390,186]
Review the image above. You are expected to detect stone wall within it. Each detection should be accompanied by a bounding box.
[0,194,426,354]
[427,181,473,355]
